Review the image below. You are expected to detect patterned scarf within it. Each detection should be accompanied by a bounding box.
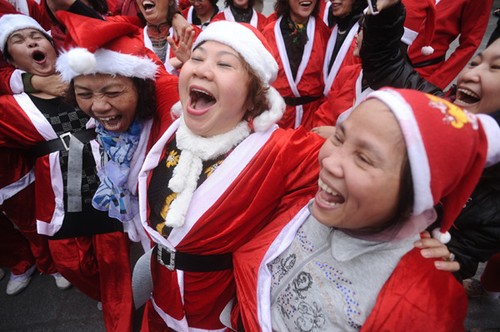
[92,120,143,222]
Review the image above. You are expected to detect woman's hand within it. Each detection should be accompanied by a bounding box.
[171,13,191,40]
[414,231,460,272]
[167,25,195,65]
[31,74,69,97]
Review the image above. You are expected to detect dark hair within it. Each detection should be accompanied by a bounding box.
[274,0,320,20]
[87,0,108,15]
[66,77,157,121]
[224,0,255,9]
[3,30,56,62]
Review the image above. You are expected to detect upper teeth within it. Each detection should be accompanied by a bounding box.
[100,116,117,121]
[318,178,339,195]
[458,88,479,99]
[142,1,154,6]
[192,88,212,97]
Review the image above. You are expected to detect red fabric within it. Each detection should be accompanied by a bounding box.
[481,253,500,292]
[313,63,361,126]
[142,127,324,330]
[49,232,133,332]
[263,17,330,130]
[211,9,269,31]
[362,249,467,332]
[407,0,493,90]
[0,212,35,275]
[234,215,468,331]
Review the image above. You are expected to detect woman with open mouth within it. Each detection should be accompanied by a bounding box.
[233,87,500,331]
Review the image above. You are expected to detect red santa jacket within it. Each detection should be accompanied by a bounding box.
[138,121,324,330]
[212,7,268,31]
[408,0,493,90]
[263,16,330,130]
[233,204,468,331]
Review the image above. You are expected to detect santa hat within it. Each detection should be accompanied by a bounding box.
[402,0,436,55]
[190,20,284,132]
[55,11,158,83]
[347,88,499,243]
[0,14,51,53]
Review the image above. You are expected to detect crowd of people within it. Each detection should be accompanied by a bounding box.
[0,0,499,331]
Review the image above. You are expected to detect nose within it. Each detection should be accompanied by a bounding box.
[321,148,344,179]
[459,64,482,83]
[90,95,112,113]
[27,38,39,48]
[193,60,215,80]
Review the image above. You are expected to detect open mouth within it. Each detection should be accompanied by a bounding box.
[97,115,121,129]
[317,178,345,207]
[189,88,216,110]
[31,50,46,64]
[299,1,312,7]
[455,88,480,105]
[142,0,155,11]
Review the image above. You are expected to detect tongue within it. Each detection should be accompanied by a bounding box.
[194,96,215,110]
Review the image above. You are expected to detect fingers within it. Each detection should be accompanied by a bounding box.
[434,260,460,272]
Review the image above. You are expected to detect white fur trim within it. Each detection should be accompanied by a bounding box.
[432,227,451,244]
[57,48,158,82]
[0,14,50,52]
[193,21,278,84]
[170,101,183,119]
[253,87,285,132]
[166,119,251,227]
[477,114,500,167]
[421,46,434,55]
[363,90,434,216]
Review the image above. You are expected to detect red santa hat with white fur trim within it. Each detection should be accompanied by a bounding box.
[172,20,284,133]
[402,0,436,55]
[359,88,500,243]
[55,11,158,83]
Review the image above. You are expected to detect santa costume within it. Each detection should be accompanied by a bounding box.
[262,14,330,130]
[233,88,500,331]
[137,21,324,331]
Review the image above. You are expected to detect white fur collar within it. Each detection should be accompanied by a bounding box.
[166,118,251,227]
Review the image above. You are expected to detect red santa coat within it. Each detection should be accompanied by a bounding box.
[138,120,324,330]
[323,23,361,97]
[212,8,268,31]
[233,204,468,331]
[408,0,493,90]
[263,16,329,130]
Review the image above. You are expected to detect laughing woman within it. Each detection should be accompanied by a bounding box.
[137,21,325,331]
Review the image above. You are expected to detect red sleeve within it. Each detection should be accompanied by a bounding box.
[427,0,493,89]
[313,64,361,127]
[0,58,16,95]
[361,249,468,332]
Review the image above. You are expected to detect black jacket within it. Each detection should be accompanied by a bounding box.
[448,111,500,281]
[359,1,443,96]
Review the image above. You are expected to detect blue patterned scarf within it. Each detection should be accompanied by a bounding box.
[92,120,143,222]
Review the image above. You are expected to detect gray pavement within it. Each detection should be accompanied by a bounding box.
[1,1,500,331]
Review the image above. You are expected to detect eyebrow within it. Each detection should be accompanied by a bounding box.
[74,83,125,91]
[339,121,385,162]
[194,45,241,60]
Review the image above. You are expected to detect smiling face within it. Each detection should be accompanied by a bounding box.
[179,41,250,137]
[136,0,170,25]
[312,99,407,231]
[454,39,500,115]
[6,28,57,76]
[73,74,139,132]
[193,0,215,18]
[289,0,317,24]
[329,0,354,18]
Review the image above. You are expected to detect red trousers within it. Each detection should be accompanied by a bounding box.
[0,212,35,275]
[49,232,134,332]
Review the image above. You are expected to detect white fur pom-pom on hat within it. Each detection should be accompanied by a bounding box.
[421,45,434,56]
[55,11,158,82]
[68,48,96,75]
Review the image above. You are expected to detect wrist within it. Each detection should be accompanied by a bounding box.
[22,73,40,93]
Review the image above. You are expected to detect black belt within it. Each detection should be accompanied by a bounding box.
[31,129,97,158]
[412,54,446,68]
[155,244,233,272]
[283,95,322,106]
